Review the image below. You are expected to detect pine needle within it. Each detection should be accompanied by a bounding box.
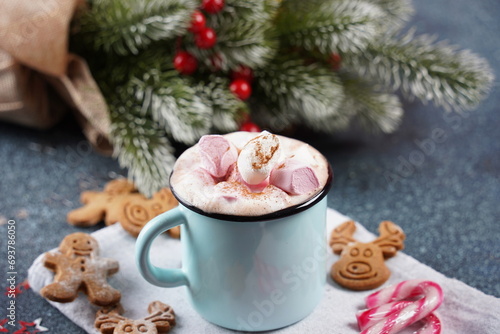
[340,74,403,133]
[194,75,247,133]
[253,56,345,132]
[187,0,278,70]
[346,29,494,111]
[275,0,386,54]
[109,101,176,196]
[79,0,196,56]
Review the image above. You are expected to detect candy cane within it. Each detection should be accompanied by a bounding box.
[356,279,443,334]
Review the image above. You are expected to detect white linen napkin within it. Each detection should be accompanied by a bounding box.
[28,208,500,333]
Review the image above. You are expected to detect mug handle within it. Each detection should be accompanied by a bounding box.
[135,207,189,287]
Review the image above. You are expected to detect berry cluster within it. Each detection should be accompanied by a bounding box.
[173,0,260,131]
[173,0,224,76]
[173,0,267,131]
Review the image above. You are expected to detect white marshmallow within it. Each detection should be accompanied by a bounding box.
[237,131,282,185]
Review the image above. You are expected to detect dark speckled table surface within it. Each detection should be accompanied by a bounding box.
[1,0,499,333]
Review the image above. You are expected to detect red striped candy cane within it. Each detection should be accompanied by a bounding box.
[357,279,443,334]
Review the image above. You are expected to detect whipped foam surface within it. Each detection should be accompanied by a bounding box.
[170,131,330,216]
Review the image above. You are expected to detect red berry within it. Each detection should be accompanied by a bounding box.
[330,53,342,71]
[201,0,225,14]
[173,51,197,75]
[230,79,252,100]
[240,121,261,132]
[231,65,254,83]
[189,10,206,33]
[195,27,217,49]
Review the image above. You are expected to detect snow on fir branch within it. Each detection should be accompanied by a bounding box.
[194,76,247,132]
[109,98,176,196]
[276,0,388,54]
[186,0,278,70]
[79,0,197,56]
[339,74,403,133]
[371,0,414,29]
[346,29,494,111]
[253,56,345,132]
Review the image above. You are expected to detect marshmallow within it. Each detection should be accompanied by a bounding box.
[212,181,289,214]
[270,159,320,195]
[227,163,269,193]
[198,135,238,178]
[237,131,281,185]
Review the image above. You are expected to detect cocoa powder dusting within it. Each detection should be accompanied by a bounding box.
[252,141,279,169]
[220,181,266,199]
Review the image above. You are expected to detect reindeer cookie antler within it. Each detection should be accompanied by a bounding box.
[95,301,176,334]
[330,220,405,290]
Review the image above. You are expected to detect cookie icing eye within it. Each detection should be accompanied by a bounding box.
[364,249,373,257]
[138,324,148,332]
[123,324,133,332]
[350,247,359,256]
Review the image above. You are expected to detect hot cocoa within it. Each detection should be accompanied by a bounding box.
[170,131,330,216]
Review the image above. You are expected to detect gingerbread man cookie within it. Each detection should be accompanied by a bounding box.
[329,220,405,290]
[95,301,176,334]
[41,233,121,306]
[67,179,180,238]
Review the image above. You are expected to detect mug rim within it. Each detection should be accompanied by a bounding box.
[170,163,333,222]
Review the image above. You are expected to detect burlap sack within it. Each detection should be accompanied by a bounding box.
[0,0,112,153]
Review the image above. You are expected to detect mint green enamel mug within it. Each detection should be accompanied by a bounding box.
[136,166,332,331]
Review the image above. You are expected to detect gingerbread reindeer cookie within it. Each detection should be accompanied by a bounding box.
[95,301,176,334]
[41,233,121,306]
[329,220,405,290]
[117,188,179,238]
[67,178,145,227]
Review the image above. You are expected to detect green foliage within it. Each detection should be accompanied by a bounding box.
[194,75,248,132]
[79,0,196,56]
[346,30,494,111]
[186,0,278,70]
[253,55,345,132]
[275,0,386,54]
[339,74,403,133]
[72,0,494,193]
[371,0,414,30]
[109,94,176,196]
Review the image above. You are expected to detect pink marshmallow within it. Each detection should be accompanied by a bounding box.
[269,159,320,195]
[198,135,238,178]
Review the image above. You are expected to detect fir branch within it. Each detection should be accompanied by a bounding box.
[129,69,213,145]
[109,99,176,196]
[253,56,345,132]
[79,0,196,56]
[346,30,494,111]
[193,75,247,133]
[370,0,414,31]
[250,99,299,133]
[187,0,278,70]
[275,0,385,54]
[340,74,403,133]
